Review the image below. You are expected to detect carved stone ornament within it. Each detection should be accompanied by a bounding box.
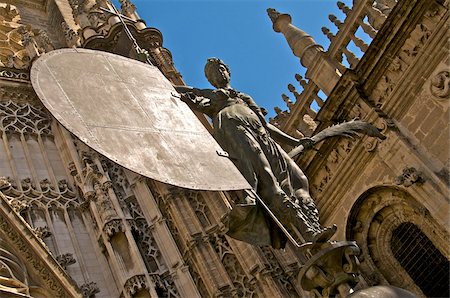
[124,274,148,297]
[56,253,76,269]
[33,226,52,239]
[0,192,82,297]
[103,219,124,240]
[394,167,425,187]
[430,71,450,99]
[80,281,100,298]
[0,176,11,190]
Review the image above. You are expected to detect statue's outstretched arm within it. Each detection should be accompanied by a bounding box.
[174,85,215,98]
[266,123,303,147]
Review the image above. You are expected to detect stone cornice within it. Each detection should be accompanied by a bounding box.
[0,192,82,297]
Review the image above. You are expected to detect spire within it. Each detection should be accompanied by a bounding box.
[267,8,341,96]
[267,8,323,68]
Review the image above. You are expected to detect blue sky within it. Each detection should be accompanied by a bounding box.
[126,0,353,118]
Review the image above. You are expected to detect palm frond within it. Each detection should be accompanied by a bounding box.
[288,120,386,158]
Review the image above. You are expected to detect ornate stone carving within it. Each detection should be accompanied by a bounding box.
[430,71,450,99]
[103,219,124,240]
[209,233,257,297]
[80,281,100,298]
[0,4,30,69]
[0,210,73,297]
[61,21,80,47]
[56,253,76,269]
[33,226,52,239]
[260,247,300,296]
[132,219,166,273]
[68,161,78,176]
[394,167,425,187]
[119,0,137,18]
[94,181,117,222]
[7,197,29,213]
[0,101,51,135]
[1,177,77,210]
[124,274,148,297]
[0,238,30,295]
[0,176,11,190]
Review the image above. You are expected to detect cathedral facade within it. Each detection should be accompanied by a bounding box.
[0,0,447,298]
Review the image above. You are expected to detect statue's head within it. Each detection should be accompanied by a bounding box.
[204,58,231,88]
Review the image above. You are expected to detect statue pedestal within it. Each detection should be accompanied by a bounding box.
[297,241,418,298]
[298,241,361,298]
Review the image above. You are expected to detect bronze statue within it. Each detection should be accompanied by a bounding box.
[175,58,338,248]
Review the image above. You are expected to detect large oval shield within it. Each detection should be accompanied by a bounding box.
[31,48,250,191]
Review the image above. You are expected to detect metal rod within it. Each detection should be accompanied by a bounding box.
[108,1,153,66]
[99,7,137,23]
[245,189,301,248]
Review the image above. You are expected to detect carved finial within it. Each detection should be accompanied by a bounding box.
[322,27,335,42]
[337,1,351,14]
[287,84,295,92]
[267,8,281,23]
[268,8,340,95]
[119,0,136,18]
[329,14,343,29]
[281,93,294,109]
[295,74,308,89]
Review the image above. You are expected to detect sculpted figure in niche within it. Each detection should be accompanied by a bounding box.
[175,58,336,248]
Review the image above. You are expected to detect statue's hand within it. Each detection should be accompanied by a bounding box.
[297,137,315,150]
[179,92,196,103]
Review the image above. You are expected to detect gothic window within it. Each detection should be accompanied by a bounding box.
[187,192,213,227]
[391,223,449,298]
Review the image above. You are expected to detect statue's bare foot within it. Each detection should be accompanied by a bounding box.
[312,224,337,243]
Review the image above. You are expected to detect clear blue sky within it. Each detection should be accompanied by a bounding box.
[126,0,353,118]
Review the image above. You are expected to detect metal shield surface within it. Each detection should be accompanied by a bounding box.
[31,48,250,191]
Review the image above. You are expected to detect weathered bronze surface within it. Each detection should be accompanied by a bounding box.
[175,58,337,248]
[31,49,250,191]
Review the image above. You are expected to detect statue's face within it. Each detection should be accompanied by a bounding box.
[206,63,230,88]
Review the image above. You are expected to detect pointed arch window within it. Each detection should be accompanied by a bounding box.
[391,223,449,297]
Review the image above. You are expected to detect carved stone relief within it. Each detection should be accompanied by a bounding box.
[371,3,444,107]
[394,167,425,187]
[80,281,100,298]
[430,70,450,100]
[123,274,148,297]
[56,253,76,269]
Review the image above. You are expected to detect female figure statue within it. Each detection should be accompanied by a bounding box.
[176,58,335,248]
